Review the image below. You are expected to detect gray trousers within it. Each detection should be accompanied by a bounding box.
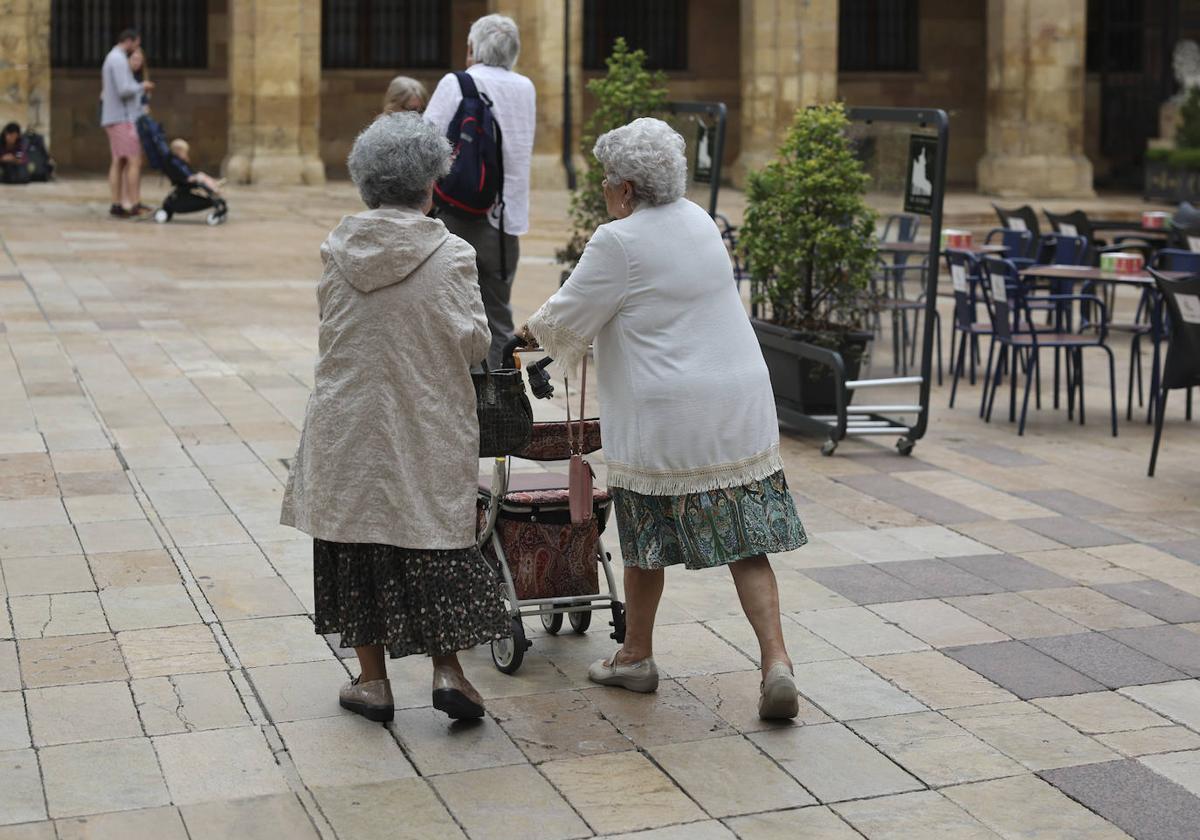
[440,212,520,370]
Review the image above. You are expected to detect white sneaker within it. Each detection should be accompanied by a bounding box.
[758,662,800,720]
[587,653,659,693]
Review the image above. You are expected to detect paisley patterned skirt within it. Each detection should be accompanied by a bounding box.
[313,540,509,658]
[610,470,808,571]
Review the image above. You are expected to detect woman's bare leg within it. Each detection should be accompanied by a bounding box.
[354,644,387,682]
[728,555,792,674]
[614,566,664,664]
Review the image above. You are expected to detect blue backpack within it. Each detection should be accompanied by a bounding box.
[434,72,505,220]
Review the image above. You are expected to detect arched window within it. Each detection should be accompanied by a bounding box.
[321,0,449,69]
[583,0,688,71]
[51,0,208,69]
[839,0,919,73]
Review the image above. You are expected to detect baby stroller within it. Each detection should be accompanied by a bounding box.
[136,115,228,226]
[477,340,626,674]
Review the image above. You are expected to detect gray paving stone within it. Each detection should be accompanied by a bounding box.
[1015,516,1127,549]
[1106,625,1200,677]
[877,559,1003,598]
[802,565,925,605]
[833,474,985,524]
[1096,581,1200,624]
[952,443,1047,467]
[1014,489,1117,517]
[1155,539,1200,565]
[947,554,1075,591]
[1026,632,1186,689]
[1041,759,1200,840]
[945,641,1105,699]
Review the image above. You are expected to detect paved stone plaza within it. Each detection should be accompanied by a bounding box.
[0,179,1197,839]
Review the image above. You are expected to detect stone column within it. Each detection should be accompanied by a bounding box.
[733,0,838,186]
[223,0,324,185]
[487,0,582,188]
[0,0,52,146]
[977,0,1093,197]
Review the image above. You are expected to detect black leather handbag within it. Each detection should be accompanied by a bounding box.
[474,366,533,457]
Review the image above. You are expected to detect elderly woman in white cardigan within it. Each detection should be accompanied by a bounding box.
[282,113,508,724]
[519,118,808,720]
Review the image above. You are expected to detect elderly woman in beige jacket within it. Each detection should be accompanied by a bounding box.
[282,113,508,723]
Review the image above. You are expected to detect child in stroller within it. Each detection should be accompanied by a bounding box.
[136,115,228,225]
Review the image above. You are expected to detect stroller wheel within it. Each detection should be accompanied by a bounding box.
[540,608,563,635]
[491,617,529,675]
[569,609,592,634]
[153,208,170,224]
[609,602,626,644]
[206,209,225,226]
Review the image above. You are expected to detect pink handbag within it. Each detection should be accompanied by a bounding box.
[566,356,593,524]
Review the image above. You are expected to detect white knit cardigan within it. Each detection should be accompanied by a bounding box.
[527,198,783,496]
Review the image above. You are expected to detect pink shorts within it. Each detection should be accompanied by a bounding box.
[106,122,141,160]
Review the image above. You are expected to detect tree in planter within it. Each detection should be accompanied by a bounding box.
[556,38,668,269]
[738,103,878,341]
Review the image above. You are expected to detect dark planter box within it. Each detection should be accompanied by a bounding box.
[752,319,872,416]
[1144,160,1200,203]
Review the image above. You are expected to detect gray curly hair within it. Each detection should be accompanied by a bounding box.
[469,14,520,70]
[347,112,452,209]
[594,118,687,207]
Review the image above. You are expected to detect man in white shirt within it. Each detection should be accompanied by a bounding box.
[424,14,536,369]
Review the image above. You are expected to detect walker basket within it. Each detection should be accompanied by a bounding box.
[477,501,605,601]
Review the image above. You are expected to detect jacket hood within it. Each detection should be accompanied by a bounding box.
[325,208,448,293]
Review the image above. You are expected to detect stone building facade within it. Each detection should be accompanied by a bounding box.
[0,0,1194,194]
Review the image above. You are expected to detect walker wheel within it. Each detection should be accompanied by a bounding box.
[569,609,592,634]
[897,438,915,456]
[541,608,563,635]
[154,208,170,224]
[491,617,529,675]
[206,210,225,226]
[820,440,838,457]
[609,602,626,643]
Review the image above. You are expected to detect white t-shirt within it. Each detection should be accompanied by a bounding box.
[424,64,536,236]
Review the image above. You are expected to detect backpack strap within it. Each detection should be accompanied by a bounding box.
[454,71,480,101]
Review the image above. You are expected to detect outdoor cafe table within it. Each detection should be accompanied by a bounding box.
[1019,265,1190,422]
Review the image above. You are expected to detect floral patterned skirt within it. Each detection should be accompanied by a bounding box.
[611,470,808,571]
[313,539,509,658]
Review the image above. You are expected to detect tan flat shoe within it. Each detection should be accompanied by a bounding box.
[758,662,800,720]
[587,652,659,693]
[432,666,485,719]
[339,676,394,722]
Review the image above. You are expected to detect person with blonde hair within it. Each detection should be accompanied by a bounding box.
[382,76,427,114]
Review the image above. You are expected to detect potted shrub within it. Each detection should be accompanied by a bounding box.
[1146,86,1200,202]
[738,103,878,415]
[557,38,667,272]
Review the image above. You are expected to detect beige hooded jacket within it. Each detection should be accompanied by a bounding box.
[280,207,490,549]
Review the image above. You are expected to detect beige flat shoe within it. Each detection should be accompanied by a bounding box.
[588,652,659,693]
[339,676,394,722]
[432,666,485,720]
[758,662,800,720]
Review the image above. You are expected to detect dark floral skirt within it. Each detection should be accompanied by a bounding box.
[611,470,808,571]
[313,539,510,658]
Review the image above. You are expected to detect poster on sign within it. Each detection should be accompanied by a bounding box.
[903,135,938,215]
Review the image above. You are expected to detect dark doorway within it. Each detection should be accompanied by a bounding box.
[1087,0,1179,189]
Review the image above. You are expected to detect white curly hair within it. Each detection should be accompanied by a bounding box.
[594,118,687,207]
[347,112,452,209]
[469,14,521,70]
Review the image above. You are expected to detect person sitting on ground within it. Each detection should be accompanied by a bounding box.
[169,139,224,194]
[280,112,509,724]
[1,123,30,185]
[519,117,809,720]
[382,76,427,115]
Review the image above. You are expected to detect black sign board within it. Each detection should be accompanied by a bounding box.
[903,134,938,216]
[694,122,715,184]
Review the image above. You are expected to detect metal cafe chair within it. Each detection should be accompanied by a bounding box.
[881,213,921,243]
[985,228,1034,267]
[1147,269,1200,476]
[992,204,1042,259]
[979,257,1118,437]
[945,249,990,408]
